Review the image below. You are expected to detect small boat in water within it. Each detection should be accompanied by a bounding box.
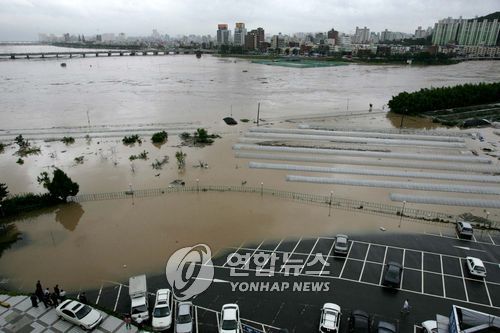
[60,63,67,67]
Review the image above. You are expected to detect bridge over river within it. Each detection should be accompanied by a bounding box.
[0,49,215,59]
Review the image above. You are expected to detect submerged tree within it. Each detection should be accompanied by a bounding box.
[38,169,79,201]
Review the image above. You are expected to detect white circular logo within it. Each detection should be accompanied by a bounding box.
[165,244,214,301]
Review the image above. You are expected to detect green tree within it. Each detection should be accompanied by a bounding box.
[175,151,186,169]
[0,183,8,201]
[37,169,79,200]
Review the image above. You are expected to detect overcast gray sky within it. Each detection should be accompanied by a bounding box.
[0,0,498,41]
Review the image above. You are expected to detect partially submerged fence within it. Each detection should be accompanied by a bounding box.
[67,184,499,229]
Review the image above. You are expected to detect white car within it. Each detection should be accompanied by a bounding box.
[56,299,103,330]
[334,234,349,255]
[152,289,173,331]
[175,301,193,333]
[220,304,240,333]
[319,303,341,333]
[466,256,487,277]
[422,320,438,333]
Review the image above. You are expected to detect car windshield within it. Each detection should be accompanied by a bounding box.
[178,314,192,324]
[154,306,170,317]
[387,266,399,279]
[75,305,92,319]
[337,238,346,245]
[222,319,238,330]
[132,305,148,314]
[475,266,485,272]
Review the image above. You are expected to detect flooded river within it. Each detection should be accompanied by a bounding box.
[1,46,499,291]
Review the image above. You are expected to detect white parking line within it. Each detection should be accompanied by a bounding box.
[222,241,245,267]
[484,281,493,307]
[299,238,320,274]
[279,237,302,273]
[440,255,446,298]
[459,259,470,302]
[257,239,283,274]
[195,306,199,333]
[378,246,388,285]
[421,252,424,293]
[339,240,354,278]
[319,236,499,266]
[205,262,500,311]
[113,284,122,312]
[95,283,103,304]
[359,244,371,282]
[242,239,266,267]
[488,233,496,245]
[400,249,406,287]
[320,240,336,276]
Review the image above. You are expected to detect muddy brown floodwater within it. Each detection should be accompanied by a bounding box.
[2,191,435,291]
[1,51,499,291]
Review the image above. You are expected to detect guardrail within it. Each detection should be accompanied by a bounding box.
[67,184,499,229]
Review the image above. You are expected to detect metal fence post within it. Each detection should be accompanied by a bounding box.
[196,179,199,192]
[328,191,333,217]
[398,200,406,228]
[261,182,264,197]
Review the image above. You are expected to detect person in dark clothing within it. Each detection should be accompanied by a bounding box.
[54,285,60,297]
[35,281,44,302]
[30,294,38,308]
[36,281,42,294]
[50,293,59,307]
[41,293,49,308]
[78,292,88,304]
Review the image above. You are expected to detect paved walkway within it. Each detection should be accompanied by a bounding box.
[0,294,139,333]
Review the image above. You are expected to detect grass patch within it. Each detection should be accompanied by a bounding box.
[61,137,75,145]
[240,118,250,123]
[129,150,149,161]
[122,135,142,145]
[151,131,168,144]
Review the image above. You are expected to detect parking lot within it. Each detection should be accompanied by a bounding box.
[74,230,500,333]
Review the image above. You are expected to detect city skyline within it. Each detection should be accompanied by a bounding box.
[0,0,499,41]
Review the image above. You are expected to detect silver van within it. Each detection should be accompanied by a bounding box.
[456,220,473,238]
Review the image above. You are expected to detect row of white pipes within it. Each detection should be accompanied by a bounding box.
[249,127,465,143]
[248,162,500,183]
[389,193,500,209]
[286,175,500,195]
[235,152,500,174]
[234,144,490,164]
[244,132,466,148]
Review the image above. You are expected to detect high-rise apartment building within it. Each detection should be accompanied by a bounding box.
[432,14,500,46]
[216,24,231,45]
[327,28,339,43]
[234,23,246,46]
[245,27,265,50]
[353,26,370,44]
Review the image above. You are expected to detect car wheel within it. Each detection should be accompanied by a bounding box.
[80,325,88,331]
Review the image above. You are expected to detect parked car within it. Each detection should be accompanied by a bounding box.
[377,321,397,333]
[348,310,371,333]
[456,220,474,238]
[129,274,149,322]
[334,234,350,255]
[319,303,341,333]
[220,303,240,333]
[466,256,487,277]
[382,262,403,288]
[421,320,438,333]
[56,299,103,330]
[152,289,173,331]
[175,302,193,333]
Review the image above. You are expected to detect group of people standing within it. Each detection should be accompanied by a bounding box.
[30,280,67,308]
